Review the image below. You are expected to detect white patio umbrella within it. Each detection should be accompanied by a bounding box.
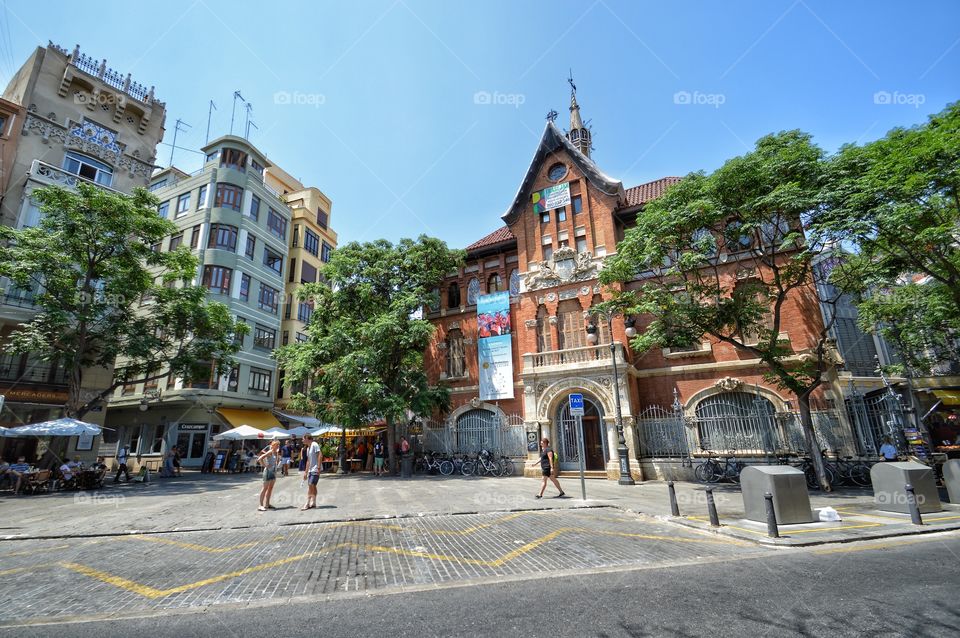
[5,418,102,437]
[309,424,340,437]
[263,427,296,439]
[213,425,274,441]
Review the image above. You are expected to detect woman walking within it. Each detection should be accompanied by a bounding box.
[529,437,565,499]
[257,440,280,511]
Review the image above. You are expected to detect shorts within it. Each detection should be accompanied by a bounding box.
[541,468,552,477]
[263,469,276,482]
[374,457,384,468]
[281,458,291,465]
[308,473,320,486]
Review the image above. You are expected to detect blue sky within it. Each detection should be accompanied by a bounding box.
[1,0,957,248]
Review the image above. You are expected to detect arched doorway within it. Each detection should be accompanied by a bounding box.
[556,396,607,471]
[455,408,498,453]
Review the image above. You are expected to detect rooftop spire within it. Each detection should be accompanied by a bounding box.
[566,70,591,157]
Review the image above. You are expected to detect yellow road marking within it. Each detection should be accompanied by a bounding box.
[430,511,528,535]
[122,535,268,554]
[1,545,69,558]
[687,516,884,536]
[835,509,960,523]
[0,564,54,576]
[54,525,738,598]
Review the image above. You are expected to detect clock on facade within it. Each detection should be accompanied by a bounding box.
[547,163,567,181]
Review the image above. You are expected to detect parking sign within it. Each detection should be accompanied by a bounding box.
[568,393,584,416]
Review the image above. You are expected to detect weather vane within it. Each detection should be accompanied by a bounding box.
[546,109,558,122]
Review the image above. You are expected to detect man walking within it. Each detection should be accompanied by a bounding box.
[301,433,320,510]
[114,444,130,483]
[280,441,292,477]
[373,437,385,476]
[529,437,565,499]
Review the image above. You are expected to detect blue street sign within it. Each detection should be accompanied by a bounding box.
[569,393,584,416]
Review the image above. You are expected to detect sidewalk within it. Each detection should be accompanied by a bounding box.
[1,470,958,546]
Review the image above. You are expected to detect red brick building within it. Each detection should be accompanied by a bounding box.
[425,86,834,480]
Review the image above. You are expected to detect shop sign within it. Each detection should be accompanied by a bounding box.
[179,423,208,431]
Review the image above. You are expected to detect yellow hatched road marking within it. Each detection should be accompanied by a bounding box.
[687,516,884,536]
[122,535,273,553]
[0,545,69,558]
[52,525,740,598]
[0,564,54,576]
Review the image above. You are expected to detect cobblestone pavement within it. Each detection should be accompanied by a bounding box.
[0,508,766,626]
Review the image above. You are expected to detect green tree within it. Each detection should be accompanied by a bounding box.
[275,236,464,473]
[0,183,247,419]
[821,102,960,374]
[601,131,844,490]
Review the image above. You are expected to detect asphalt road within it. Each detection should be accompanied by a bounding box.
[4,531,958,638]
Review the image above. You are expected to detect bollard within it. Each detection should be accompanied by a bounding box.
[705,488,720,527]
[668,481,680,517]
[905,483,924,525]
[764,491,780,538]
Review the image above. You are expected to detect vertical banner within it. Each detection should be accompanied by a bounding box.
[477,291,514,400]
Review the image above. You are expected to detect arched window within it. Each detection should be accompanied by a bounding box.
[536,305,552,352]
[63,151,114,186]
[487,273,503,293]
[466,277,480,305]
[695,391,777,453]
[445,329,466,379]
[455,408,498,453]
[723,219,753,253]
[447,282,461,309]
[508,268,520,298]
[428,287,440,313]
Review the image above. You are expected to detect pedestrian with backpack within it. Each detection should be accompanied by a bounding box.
[529,437,565,499]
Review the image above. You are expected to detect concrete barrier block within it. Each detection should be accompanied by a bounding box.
[870,461,942,514]
[942,459,960,504]
[740,466,814,524]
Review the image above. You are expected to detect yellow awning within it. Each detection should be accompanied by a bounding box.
[216,408,282,430]
[933,390,960,405]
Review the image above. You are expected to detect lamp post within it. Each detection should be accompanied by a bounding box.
[586,313,637,485]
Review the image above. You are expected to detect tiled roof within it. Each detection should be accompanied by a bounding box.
[621,176,682,208]
[465,226,516,251]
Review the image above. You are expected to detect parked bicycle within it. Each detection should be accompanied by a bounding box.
[461,450,504,477]
[695,453,746,484]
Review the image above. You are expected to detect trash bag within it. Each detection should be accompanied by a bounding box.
[817,506,841,522]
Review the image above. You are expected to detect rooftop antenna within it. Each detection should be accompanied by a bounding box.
[205,100,217,143]
[229,90,245,135]
[244,102,253,139]
[246,119,259,140]
[169,118,192,167]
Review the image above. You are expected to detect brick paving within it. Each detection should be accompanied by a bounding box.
[0,509,764,625]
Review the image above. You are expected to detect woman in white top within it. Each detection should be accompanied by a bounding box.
[257,440,280,511]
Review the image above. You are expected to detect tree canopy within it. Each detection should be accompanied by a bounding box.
[0,182,247,418]
[820,101,960,374]
[601,130,840,489]
[275,235,464,469]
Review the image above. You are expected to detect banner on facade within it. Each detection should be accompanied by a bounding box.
[532,182,570,214]
[477,291,514,400]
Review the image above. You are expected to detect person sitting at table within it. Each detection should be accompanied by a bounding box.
[8,457,31,494]
[93,457,108,471]
[0,460,11,490]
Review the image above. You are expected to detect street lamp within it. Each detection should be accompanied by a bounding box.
[585,313,636,486]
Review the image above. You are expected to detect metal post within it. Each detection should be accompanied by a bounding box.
[705,488,720,527]
[205,100,217,143]
[575,414,587,501]
[905,483,923,525]
[608,315,635,486]
[668,481,680,516]
[764,492,780,538]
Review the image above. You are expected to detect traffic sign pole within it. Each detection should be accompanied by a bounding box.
[569,394,586,500]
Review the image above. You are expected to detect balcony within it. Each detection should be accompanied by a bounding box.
[28,159,121,194]
[522,343,628,375]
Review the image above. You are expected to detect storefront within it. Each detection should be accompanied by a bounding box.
[0,388,68,463]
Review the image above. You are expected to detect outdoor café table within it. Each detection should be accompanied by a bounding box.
[78,469,100,490]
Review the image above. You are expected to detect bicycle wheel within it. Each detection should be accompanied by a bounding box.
[438,460,454,476]
[848,463,869,487]
[694,462,714,483]
[493,460,506,477]
[461,460,475,476]
[500,459,515,477]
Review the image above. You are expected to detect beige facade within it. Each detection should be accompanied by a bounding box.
[264,164,337,416]
[0,43,166,464]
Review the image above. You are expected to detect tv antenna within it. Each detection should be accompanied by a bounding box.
[169,118,192,167]
[229,90,245,135]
